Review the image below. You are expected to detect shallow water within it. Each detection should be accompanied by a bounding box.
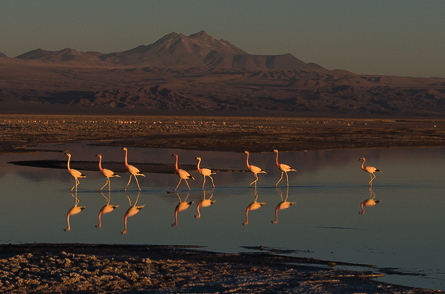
[1,143,444,291]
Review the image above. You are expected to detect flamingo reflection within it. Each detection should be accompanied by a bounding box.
[172,193,194,227]
[195,189,216,219]
[243,189,266,226]
[122,192,145,234]
[272,187,296,224]
[96,191,120,228]
[359,187,381,215]
[64,191,86,232]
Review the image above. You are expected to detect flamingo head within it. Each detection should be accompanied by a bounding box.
[273,149,278,153]
[244,151,249,154]
[172,153,178,157]
[64,152,71,157]
[195,157,201,161]
[359,157,365,161]
[122,147,127,151]
[96,154,102,158]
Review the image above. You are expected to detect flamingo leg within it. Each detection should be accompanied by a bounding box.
[175,179,182,191]
[285,172,289,186]
[209,175,215,188]
[134,175,141,191]
[369,173,376,186]
[202,176,206,188]
[100,178,109,192]
[249,174,259,187]
[275,172,284,187]
[125,176,132,191]
[185,179,191,190]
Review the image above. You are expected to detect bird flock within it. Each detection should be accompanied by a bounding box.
[62,148,383,232]
[65,148,383,192]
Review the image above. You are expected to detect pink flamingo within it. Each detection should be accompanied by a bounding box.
[122,147,145,191]
[172,154,194,191]
[244,151,266,188]
[96,154,120,192]
[273,149,297,187]
[359,158,382,186]
[195,157,216,188]
[65,152,86,192]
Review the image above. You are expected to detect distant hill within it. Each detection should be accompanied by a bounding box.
[16,31,322,70]
[2,31,445,117]
[0,52,6,57]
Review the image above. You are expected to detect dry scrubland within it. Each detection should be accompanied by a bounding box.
[1,114,445,153]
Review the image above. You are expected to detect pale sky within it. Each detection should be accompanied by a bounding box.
[1,0,444,78]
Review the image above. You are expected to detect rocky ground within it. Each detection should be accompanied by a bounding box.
[0,244,440,294]
[1,114,444,293]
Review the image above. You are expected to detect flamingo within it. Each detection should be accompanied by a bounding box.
[122,192,144,234]
[96,154,120,192]
[172,154,195,191]
[272,188,296,224]
[195,157,216,188]
[359,187,381,215]
[359,157,382,186]
[244,151,266,188]
[243,190,266,225]
[195,189,215,218]
[273,149,297,187]
[122,147,145,191]
[172,193,194,227]
[65,152,86,192]
[64,191,86,231]
[96,191,119,228]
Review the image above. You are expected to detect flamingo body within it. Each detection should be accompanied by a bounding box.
[243,201,266,226]
[96,154,120,192]
[122,205,145,234]
[96,204,119,228]
[65,153,86,192]
[172,154,195,191]
[195,157,216,188]
[122,147,145,191]
[244,151,266,188]
[273,149,296,187]
[172,194,194,226]
[359,158,382,186]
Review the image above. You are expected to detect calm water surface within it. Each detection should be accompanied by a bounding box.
[1,143,444,291]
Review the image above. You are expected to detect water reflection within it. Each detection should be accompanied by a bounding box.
[359,187,382,215]
[96,191,120,228]
[65,152,86,192]
[122,192,144,234]
[272,188,296,224]
[195,157,216,188]
[96,154,121,192]
[244,151,267,188]
[273,150,297,187]
[123,147,145,191]
[243,189,266,226]
[64,191,86,232]
[195,189,216,219]
[172,193,194,227]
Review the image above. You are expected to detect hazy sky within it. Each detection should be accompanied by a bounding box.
[1,0,444,78]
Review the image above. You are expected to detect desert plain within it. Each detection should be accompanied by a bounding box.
[0,114,444,293]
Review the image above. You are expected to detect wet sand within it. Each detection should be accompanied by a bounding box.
[1,114,444,293]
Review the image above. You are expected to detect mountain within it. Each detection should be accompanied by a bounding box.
[16,31,322,70]
[0,52,6,57]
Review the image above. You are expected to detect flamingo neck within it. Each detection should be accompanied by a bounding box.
[98,156,103,171]
[65,213,71,231]
[245,153,250,169]
[361,159,365,170]
[195,203,202,218]
[174,156,179,172]
[173,208,179,226]
[97,211,103,228]
[274,205,279,221]
[67,155,71,172]
[197,159,202,172]
[122,215,128,234]
[275,152,280,168]
[124,150,129,168]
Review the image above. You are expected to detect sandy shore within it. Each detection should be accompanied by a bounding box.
[1,114,444,293]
